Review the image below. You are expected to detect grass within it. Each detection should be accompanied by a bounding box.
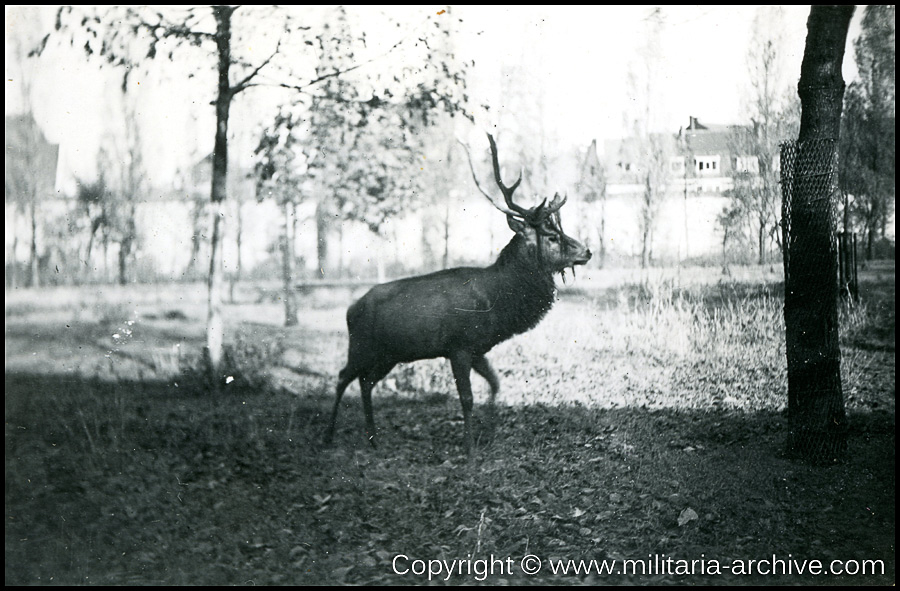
[5,264,895,585]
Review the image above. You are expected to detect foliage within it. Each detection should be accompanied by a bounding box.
[254,109,306,207]
[46,5,473,369]
[716,194,752,270]
[74,117,144,285]
[839,5,896,259]
[255,6,472,236]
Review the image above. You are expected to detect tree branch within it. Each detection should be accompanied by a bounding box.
[132,9,216,44]
[232,38,282,95]
[269,14,425,95]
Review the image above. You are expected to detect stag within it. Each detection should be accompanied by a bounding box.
[325,134,591,456]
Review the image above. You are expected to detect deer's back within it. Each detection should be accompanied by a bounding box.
[346,266,541,363]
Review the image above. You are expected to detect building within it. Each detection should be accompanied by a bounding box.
[596,116,763,263]
[605,116,760,198]
[5,113,60,200]
[5,113,61,286]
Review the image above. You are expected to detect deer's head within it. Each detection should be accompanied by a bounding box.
[506,192,592,278]
[476,134,591,279]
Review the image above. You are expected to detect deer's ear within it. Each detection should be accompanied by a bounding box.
[507,215,528,234]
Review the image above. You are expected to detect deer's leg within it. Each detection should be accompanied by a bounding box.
[359,377,377,448]
[449,351,475,458]
[472,355,500,437]
[471,355,500,405]
[472,355,500,435]
[359,364,393,449]
[324,367,356,444]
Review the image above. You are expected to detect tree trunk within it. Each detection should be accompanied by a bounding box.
[316,199,329,279]
[640,225,650,269]
[118,240,128,285]
[230,199,242,303]
[599,197,607,268]
[29,203,40,288]
[187,200,204,276]
[640,174,653,269]
[783,5,853,463]
[722,227,731,276]
[758,220,766,265]
[337,222,344,279]
[102,236,110,283]
[10,206,18,289]
[118,208,136,285]
[865,225,874,260]
[205,6,235,381]
[682,187,689,263]
[85,220,97,283]
[207,202,226,378]
[282,201,298,327]
[443,196,450,269]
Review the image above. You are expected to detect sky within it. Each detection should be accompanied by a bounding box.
[6,5,865,193]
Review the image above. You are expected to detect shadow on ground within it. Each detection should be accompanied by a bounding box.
[5,371,894,585]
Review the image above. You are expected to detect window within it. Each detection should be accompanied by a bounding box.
[694,155,720,175]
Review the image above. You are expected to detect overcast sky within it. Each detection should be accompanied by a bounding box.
[6,5,865,191]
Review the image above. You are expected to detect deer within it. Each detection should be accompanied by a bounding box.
[324,134,592,457]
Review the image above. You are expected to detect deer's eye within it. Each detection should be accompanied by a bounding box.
[547,235,559,243]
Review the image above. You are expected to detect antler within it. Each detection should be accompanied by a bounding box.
[460,134,569,226]
[458,136,525,219]
[544,192,567,216]
[487,134,530,218]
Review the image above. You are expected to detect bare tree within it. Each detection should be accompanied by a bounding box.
[575,140,607,267]
[421,135,463,271]
[624,8,670,269]
[108,91,146,285]
[730,7,801,265]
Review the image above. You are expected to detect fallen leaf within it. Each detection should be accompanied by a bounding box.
[678,507,699,527]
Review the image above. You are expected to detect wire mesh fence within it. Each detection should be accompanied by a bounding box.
[781,139,860,304]
[779,138,848,464]
[779,138,840,288]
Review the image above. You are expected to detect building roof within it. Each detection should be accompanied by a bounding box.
[680,116,752,155]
